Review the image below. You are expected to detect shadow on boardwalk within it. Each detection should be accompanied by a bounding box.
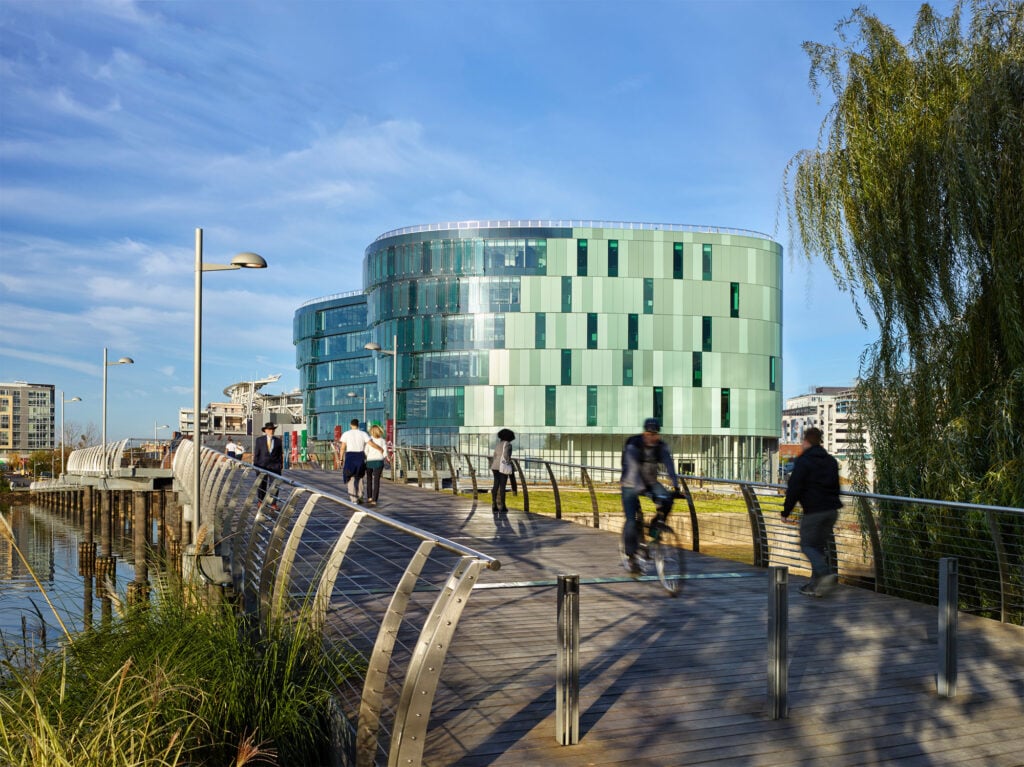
[294,471,1024,767]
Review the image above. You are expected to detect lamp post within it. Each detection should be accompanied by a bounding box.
[364,334,398,473]
[154,422,169,441]
[60,391,81,477]
[101,348,134,477]
[193,227,267,548]
[346,386,367,427]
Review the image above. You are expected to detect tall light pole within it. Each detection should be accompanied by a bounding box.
[347,386,367,427]
[193,227,267,549]
[364,334,398,467]
[102,348,134,477]
[60,391,81,477]
[154,422,170,441]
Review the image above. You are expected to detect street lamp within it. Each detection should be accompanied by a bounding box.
[193,227,267,548]
[364,333,398,459]
[102,348,134,477]
[346,386,367,427]
[60,391,81,477]
[154,422,170,441]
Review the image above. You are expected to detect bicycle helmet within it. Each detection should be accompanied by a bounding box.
[643,417,660,433]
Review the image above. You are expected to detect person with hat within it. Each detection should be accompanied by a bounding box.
[621,417,681,576]
[253,421,283,508]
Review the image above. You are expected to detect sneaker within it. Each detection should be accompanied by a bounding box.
[625,556,643,577]
[816,574,838,597]
[799,583,818,597]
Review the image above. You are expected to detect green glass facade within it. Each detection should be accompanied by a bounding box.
[295,221,783,480]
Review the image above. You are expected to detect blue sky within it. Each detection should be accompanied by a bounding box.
[0,0,950,440]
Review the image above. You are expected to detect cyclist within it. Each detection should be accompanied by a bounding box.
[621,417,681,576]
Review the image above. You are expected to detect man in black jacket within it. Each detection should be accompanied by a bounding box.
[252,422,283,508]
[782,427,841,597]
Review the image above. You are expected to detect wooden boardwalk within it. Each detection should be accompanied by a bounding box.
[294,472,1024,767]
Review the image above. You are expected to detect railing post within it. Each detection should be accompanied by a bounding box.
[556,574,580,745]
[767,566,788,719]
[937,557,958,698]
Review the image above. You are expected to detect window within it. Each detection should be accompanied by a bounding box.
[494,385,505,425]
[562,276,572,313]
[545,386,557,426]
[673,242,683,279]
[721,388,731,428]
[608,240,619,277]
[769,356,777,392]
[587,386,598,426]
[628,313,639,350]
[623,350,634,386]
[587,313,598,349]
[730,282,740,318]
[702,243,712,281]
[643,278,654,315]
[561,349,573,385]
[653,387,664,422]
[702,316,713,352]
[577,239,588,277]
[692,351,703,387]
[535,313,546,349]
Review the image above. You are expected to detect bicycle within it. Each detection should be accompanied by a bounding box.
[619,493,686,597]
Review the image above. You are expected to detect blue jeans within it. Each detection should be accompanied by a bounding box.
[622,482,674,557]
[800,509,839,582]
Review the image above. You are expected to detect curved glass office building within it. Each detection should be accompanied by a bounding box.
[295,220,783,479]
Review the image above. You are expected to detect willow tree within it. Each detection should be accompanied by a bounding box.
[786,1,1024,509]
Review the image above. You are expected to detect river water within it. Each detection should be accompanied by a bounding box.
[0,496,138,653]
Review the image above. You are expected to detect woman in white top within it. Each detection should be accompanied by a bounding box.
[363,423,388,506]
[490,428,515,514]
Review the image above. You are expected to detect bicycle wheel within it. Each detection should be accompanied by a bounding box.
[651,524,685,596]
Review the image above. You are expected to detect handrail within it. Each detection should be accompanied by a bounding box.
[390,446,1024,626]
[171,440,498,766]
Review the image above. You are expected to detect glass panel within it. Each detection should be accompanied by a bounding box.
[577,238,588,277]
[702,316,713,352]
[545,385,557,426]
[494,385,505,425]
[562,276,572,313]
[643,278,654,315]
[702,243,712,281]
[692,351,703,387]
[608,240,618,277]
[535,313,546,349]
[721,388,731,428]
[587,386,598,426]
[587,313,598,349]
[769,356,777,392]
[653,386,663,422]
[731,282,740,318]
[628,314,639,350]
[673,242,683,279]
[561,349,572,385]
[623,349,633,386]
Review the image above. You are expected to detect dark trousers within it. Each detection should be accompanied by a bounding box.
[365,463,384,502]
[799,509,839,582]
[491,470,510,511]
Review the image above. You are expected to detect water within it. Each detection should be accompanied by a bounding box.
[0,497,138,652]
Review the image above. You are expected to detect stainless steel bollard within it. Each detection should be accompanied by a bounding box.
[768,566,788,719]
[937,557,958,698]
[556,574,580,745]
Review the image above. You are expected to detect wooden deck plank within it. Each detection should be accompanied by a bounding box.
[292,472,1024,766]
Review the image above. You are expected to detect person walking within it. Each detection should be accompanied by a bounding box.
[621,417,681,576]
[490,428,515,515]
[339,418,370,504]
[782,427,842,597]
[252,422,283,509]
[225,437,240,460]
[363,422,388,506]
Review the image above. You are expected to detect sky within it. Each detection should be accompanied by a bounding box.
[0,0,953,441]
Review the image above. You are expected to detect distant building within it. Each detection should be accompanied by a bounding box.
[782,385,873,485]
[179,383,303,439]
[0,381,54,455]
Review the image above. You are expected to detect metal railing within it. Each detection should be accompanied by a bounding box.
[392,446,1024,626]
[63,438,175,477]
[171,440,500,767]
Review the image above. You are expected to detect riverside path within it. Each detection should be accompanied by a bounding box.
[292,470,1024,767]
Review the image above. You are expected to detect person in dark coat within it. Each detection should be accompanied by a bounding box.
[252,422,283,508]
[782,427,841,597]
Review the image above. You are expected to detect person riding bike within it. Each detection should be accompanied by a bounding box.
[621,417,681,576]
